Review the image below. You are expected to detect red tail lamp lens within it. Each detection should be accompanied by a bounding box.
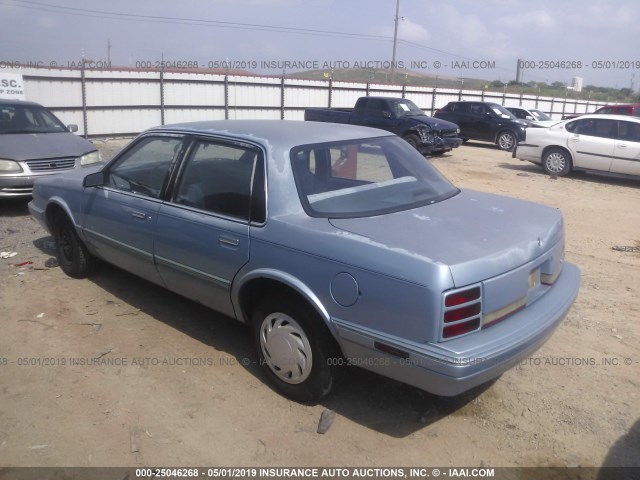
[445,287,481,307]
[443,318,481,338]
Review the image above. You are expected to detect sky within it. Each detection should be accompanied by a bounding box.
[0,0,638,89]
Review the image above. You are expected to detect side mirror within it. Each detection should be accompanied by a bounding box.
[83,171,105,188]
[526,115,534,120]
[67,124,79,133]
[383,111,392,119]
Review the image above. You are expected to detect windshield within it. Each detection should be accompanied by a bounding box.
[530,109,552,121]
[291,136,458,218]
[490,104,517,119]
[390,99,425,117]
[0,104,68,134]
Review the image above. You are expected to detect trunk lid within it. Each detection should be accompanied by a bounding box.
[329,189,564,287]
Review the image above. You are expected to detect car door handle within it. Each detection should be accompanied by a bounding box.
[219,236,239,247]
[130,210,147,219]
[617,143,627,149]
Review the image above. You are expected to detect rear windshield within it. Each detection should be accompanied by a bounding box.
[0,104,67,134]
[290,136,458,218]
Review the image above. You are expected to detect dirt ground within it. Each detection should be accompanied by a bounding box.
[0,139,638,469]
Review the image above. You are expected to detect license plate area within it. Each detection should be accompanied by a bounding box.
[528,268,540,290]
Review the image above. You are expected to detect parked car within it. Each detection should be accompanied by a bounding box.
[305,96,462,155]
[505,106,558,127]
[29,120,580,403]
[434,101,527,151]
[514,114,640,178]
[562,103,640,120]
[0,99,102,197]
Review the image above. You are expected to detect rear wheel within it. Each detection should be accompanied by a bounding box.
[251,297,339,403]
[53,213,97,278]
[497,130,517,151]
[542,148,572,177]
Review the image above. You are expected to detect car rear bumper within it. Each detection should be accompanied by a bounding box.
[512,143,542,164]
[332,262,580,396]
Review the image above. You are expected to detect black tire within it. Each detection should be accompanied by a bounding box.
[53,213,97,278]
[251,296,339,403]
[542,147,572,177]
[496,130,517,151]
[403,133,421,150]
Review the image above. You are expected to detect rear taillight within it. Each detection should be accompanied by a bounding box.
[442,284,482,340]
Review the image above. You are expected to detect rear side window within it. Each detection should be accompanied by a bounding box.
[449,103,469,113]
[618,121,640,142]
[173,140,260,222]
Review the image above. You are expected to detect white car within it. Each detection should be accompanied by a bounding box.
[506,106,559,128]
[513,114,640,178]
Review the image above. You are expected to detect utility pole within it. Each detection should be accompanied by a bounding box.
[107,39,112,64]
[390,0,401,84]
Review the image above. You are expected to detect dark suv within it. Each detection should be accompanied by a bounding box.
[434,101,527,151]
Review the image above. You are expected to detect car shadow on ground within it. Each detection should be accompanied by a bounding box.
[598,418,640,476]
[34,251,492,438]
[462,141,504,151]
[0,198,31,218]
[498,162,640,188]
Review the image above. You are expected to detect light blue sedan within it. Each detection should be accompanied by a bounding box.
[29,120,580,403]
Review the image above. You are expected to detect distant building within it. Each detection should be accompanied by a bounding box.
[571,77,583,93]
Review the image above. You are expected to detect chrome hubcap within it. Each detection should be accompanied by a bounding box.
[545,153,566,173]
[259,313,312,384]
[499,133,514,150]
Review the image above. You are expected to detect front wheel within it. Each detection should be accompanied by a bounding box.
[403,133,421,150]
[542,148,572,177]
[53,213,97,278]
[497,130,517,151]
[251,297,339,403]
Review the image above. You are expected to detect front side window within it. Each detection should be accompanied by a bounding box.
[291,136,458,218]
[106,136,183,198]
[173,140,259,221]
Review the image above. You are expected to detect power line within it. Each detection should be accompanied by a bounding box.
[2,0,481,63]
[3,0,392,41]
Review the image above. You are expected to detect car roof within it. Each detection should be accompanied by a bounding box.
[566,114,640,122]
[365,96,413,101]
[0,99,43,107]
[595,103,640,108]
[449,101,500,106]
[149,120,395,148]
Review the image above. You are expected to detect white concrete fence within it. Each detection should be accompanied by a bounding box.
[14,67,606,138]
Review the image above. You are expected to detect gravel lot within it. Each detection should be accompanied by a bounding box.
[0,139,638,468]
